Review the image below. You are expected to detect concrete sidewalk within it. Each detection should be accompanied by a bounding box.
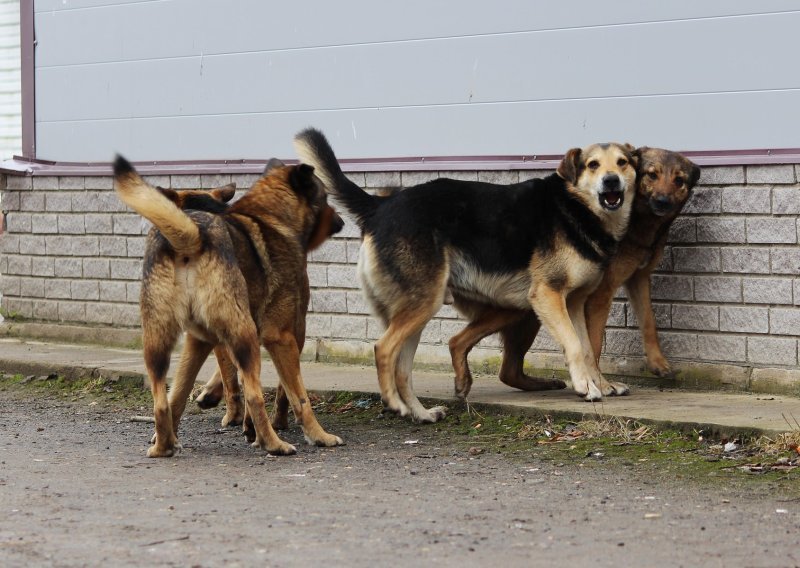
[1,336,798,436]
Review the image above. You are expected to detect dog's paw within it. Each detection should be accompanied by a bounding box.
[382,398,411,418]
[271,415,290,431]
[304,432,345,447]
[608,381,630,396]
[221,408,244,428]
[195,388,222,410]
[256,439,296,456]
[147,440,181,458]
[413,405,447,424]
[581,382,604,402]
[646,355,673,378]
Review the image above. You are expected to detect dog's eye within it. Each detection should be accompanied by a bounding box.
[587,160,600,170]
[617,158,628,167]
[647,171,658,180]
[674,177,684,187]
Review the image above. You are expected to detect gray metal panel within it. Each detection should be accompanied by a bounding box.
[32,0,800,162]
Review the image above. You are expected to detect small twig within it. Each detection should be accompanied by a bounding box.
[781,413,799,432]
[129,415,155,423]
[141,535,190,547]
[464,399,485,420]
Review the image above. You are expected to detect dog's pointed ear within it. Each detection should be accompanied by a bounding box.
[264,158,285,175]
[623,143,639,170]
[288,163,317,197]
[210,183,236,203]
[557,148,582,183]
[156,186,180,203]
[687,161,701,189]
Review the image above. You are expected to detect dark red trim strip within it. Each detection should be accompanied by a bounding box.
[2,148,800,177]
[20,0,35,159]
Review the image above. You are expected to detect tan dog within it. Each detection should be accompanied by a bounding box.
[114,156,344,457]
[449,148,700,398]
[295,128,638,422]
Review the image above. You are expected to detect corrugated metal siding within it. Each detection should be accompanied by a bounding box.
[0,0,21,160]
[32,0,800,162]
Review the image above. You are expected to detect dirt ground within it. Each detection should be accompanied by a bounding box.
[0,376,798,568]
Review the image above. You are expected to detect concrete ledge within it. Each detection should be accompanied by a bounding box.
[0,321,142,349]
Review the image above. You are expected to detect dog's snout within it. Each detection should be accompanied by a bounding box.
[653,195,671,207]
[602,174,620,192]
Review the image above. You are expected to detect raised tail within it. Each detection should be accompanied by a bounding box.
[113,156,202,256]
[293,128,378,228]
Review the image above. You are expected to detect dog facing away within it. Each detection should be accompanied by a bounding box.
[114,156,344,457]
[295,128,637,422]
[448,148,700,398]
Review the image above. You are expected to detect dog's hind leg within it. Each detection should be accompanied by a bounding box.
[168,334,214,434]
[142,327,180,458]
[626,270,671,378]
[263,328,344,447]
[395,330,447,423]
[214,347,245,427]
[498,313,566,393]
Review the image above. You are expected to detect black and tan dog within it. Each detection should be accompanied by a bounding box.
[114,156,344,457]
[448,148,700,398]
[294,128,638,422]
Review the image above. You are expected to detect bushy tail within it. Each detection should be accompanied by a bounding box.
[113,156,202,256]
[293,128,378,228]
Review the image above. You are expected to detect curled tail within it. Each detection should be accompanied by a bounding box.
[293,128,378,229]
[113,156,202,256]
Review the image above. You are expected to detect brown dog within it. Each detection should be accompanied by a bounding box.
[114,156,344,457]
[449,147,700,398]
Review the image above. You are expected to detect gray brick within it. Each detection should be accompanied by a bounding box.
[696,218,745,243]
[305,314,332,337]
[6,175,32,190]
[46,193,72,212]
[113,214,142,235]
[311,290,347,313]
[436,304,460,319]
[651,275,692,301]
[59,176,85,190]
[666,218,696,243]
[672,247,720,273]
[99,236,128,257]
[71,280,99,301]
[698,166,744,185]
[771,248,800,275]
[693,276,741,302]
[84,176,113,190]
[626,302,670,329]
[126,237,146,258]
[478,170,519,185]
[607,301,627,327]
[97,192,126,212]
[126,282,141,302]
[531,328,559,352]
[45,236,69,256]
[170,175,201,189]
[439,171,478,182]
[309,241,347,263]
[99,281,127,302]
[400,171,438,186]
[721,247,770,274]
[697,334,746,362]
[231,174,260,189]
[1,275,20,296]
[141,175,171,188]
[327,265,359,289]
[45,279,72,300]
[683,187,721,214]
[1,190,20,211]
[7,255,31,276]
[31,257,54,277]
[112,304,141,327]
[720,306,769,333]
[6,212,31,233]
[366,317,384,340]
[84,214,113,234]
[747,336,797,365]
[336,217,361,239]
[603,329,643,355]
[4,298,33,318]
[365,171,400,188]
[747,164,794,185]
[31,214,59,234]
[307,264,327,287]
[33,300,59,321]
[20,277,45,298]
[110,259,142,280]
[721,186,771,214]
[70,237,99,256]
[83,258,110,278]
[769,307,800,336]
[672,305,718,331]
[58,215,86,235]
[85,303,113,325]
[743,278,793,305]
[196,174,229,189]
[32,176,58,190]
[71,191,103,212]
[772,186,800,214]
[658,332,699,359]
[19,235,46,255]
[344,172,367,187]
[346,240,362,263]
[420,319,442,344]
[330,315,367,339]
[747,218,796,244]
[59,301,86,323]
[1,234,19,254]
[796,280,800,306]
[20,192,45,212]
[346,291,370,315]
[54,258,82,278]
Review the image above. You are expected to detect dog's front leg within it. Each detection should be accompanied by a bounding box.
[529,284,602,401]
[584,283,630,396]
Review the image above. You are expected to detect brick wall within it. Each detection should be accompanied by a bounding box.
[1,165,799,389]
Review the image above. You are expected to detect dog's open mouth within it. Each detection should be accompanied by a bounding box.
[599,190,624,211]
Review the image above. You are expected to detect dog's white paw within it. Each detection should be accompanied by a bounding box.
[609,381,630,396]
[413,405,447,424]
